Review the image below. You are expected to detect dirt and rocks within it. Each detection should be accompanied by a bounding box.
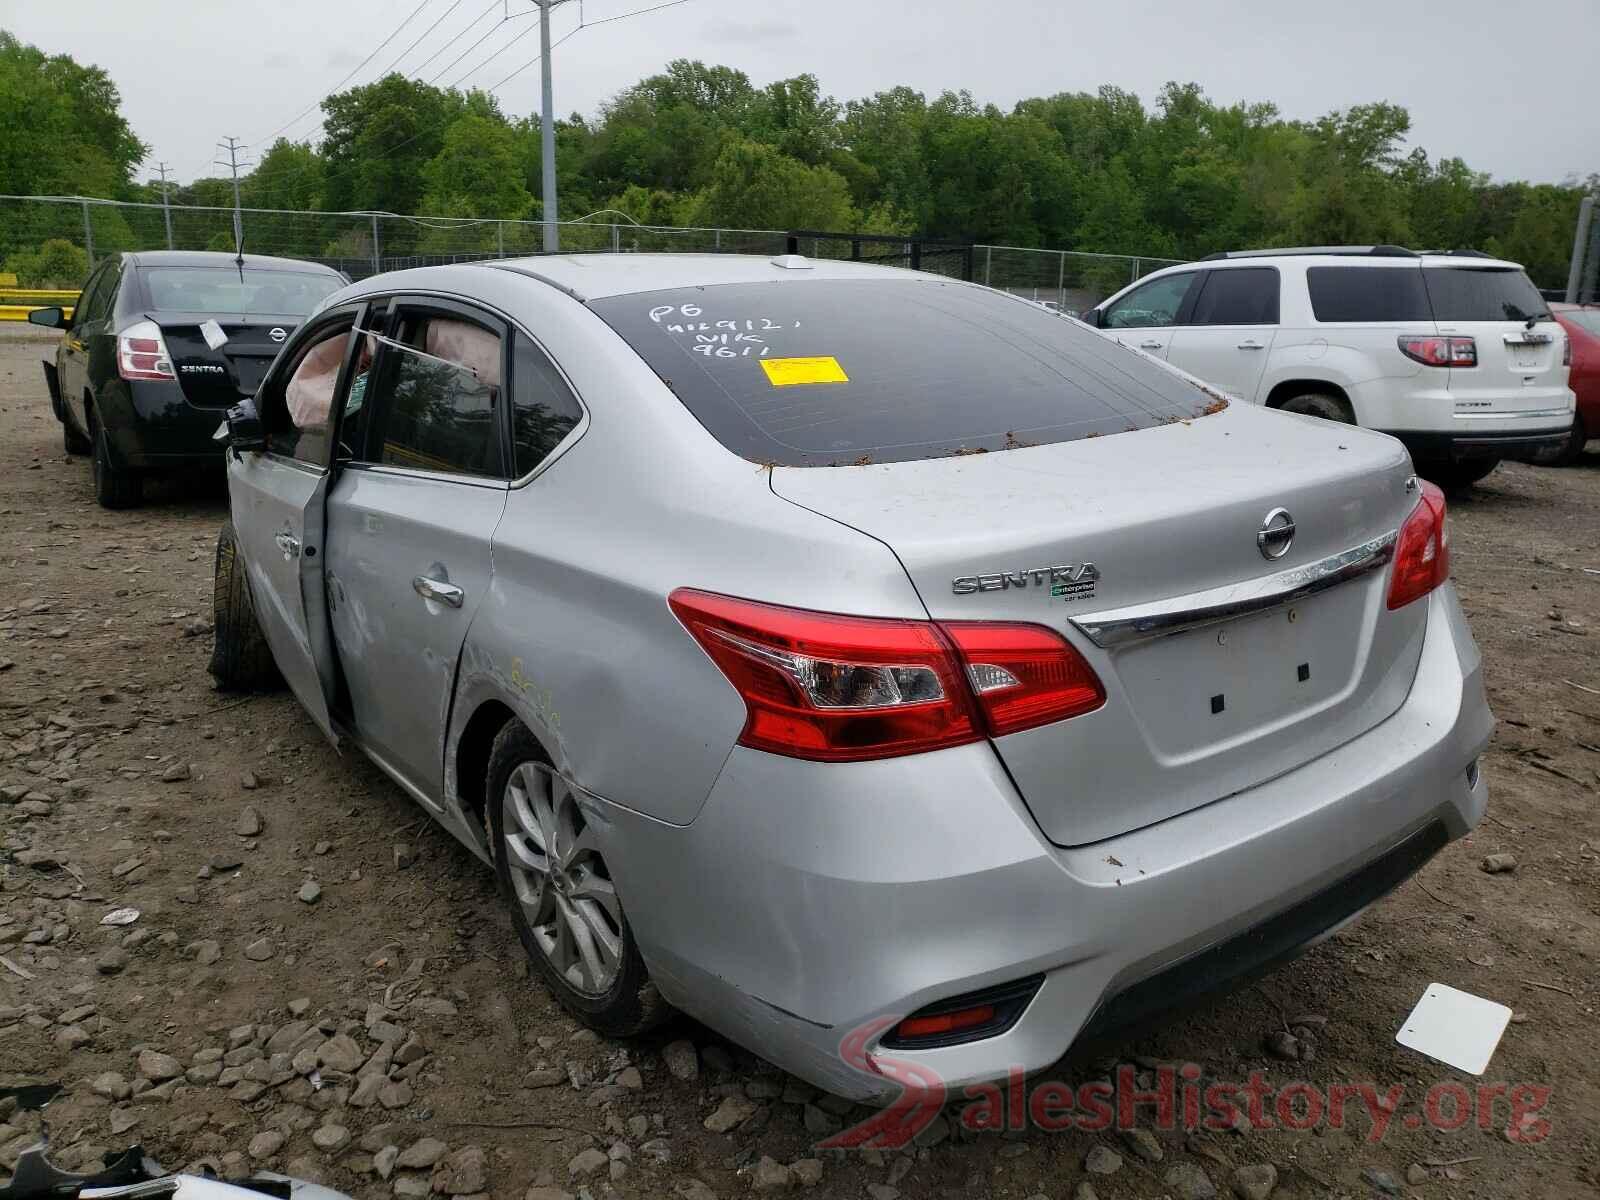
[1,326,1597,1199]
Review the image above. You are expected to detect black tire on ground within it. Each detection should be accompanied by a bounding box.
[1276,391,1356,424]
[209,520,283,691]
[1530,415,1587,467]
[62,418,91,456]
[486,719,667,1038]
[1420,457,1501,491]
[90,415,142,509]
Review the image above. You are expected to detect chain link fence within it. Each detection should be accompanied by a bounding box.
[0,196,1180,306]
[977,244,1186,315]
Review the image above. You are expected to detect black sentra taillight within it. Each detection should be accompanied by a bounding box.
[1397,335,1476,367]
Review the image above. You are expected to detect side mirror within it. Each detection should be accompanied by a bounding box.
[223,397,266,454]
[1088,307,1106,329]
[27,306,65,329]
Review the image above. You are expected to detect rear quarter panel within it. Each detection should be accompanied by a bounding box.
[445,277,927,827]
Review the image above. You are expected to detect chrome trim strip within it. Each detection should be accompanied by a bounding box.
[1450,408,1571,421]
[1070,531,1398,649]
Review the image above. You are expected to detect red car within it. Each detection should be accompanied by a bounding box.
[1546,302,1600,464]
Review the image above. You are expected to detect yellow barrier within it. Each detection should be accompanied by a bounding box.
[0,304,74,322]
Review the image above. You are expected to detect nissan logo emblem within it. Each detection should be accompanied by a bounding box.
[268,327,287,343]
[1257,507,1296,560]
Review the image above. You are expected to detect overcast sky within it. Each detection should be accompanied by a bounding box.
[4,0,1594,189]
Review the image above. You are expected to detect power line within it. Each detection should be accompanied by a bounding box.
[444,13,542,88]
[413,0,506,84]
[430,4,533,85]
[237,0,693,209]
[375,0,469,80]
[252,0,436,149]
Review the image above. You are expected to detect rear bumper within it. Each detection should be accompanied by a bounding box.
[1382,424,1573,462]
[99,378,229,469]
[593,583,1493,1102]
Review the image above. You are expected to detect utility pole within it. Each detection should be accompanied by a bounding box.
[152,161,175,250]
[214,136,252,260]
[535,0,574,254]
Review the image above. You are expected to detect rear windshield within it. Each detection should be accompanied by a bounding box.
[1423,266,1550,323]
[590,279,1218,466]
[1307,266,1431,322]
[142,267,342,316]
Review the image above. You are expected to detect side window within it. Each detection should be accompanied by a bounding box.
[266,319,355,465]
[363,313,504,479]
[73,265,110,328]
[1307,267,1431,322]
[511,331,583,476]
[95,258,125,322]
[1102,272,1198,329]
[1190,268,1279,326]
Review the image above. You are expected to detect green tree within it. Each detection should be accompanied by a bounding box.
[689,138,856,231]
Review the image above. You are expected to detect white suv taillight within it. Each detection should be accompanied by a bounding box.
[668,589,1105,762]
[117,320,175,381]
[1387,480,1450,610]
[1397,335,1476,368]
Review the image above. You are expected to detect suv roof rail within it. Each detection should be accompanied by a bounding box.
[1200,245,1419,261]
[1414,248,1496,259]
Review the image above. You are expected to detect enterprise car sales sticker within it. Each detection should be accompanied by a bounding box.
[760,356,849,387]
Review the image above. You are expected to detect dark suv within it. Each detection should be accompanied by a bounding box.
[29,251,347,508]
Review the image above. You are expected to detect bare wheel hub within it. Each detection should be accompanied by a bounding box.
[502,761,623,997]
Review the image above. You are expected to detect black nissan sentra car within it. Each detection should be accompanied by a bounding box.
[29,251,347,508]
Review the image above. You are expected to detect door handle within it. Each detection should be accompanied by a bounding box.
[1237,339,1266,350]
[1138,339,1164,350]
[413,575,464,608]
[274,530,300,558]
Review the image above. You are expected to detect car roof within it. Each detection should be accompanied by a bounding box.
[1192,247,1522,271]
[124,250,344,274]
[483,253,944,302]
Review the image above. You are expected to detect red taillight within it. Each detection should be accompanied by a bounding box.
[1387,480,1450,610]
[895,1004,996,1040]
[668,589,1105,762]
[117,320,174,381]
[941,621,1106,736]
[1397,335,1476,368]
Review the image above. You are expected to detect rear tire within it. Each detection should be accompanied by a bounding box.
[1420,457,1500,491]
[487,720,667,1038]
[1276,391,1355,424]
[90,414,142,509]
[209,521,282,691]
[1530,415,1586,467]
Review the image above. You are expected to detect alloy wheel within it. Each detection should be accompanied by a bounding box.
[501,762,623,997]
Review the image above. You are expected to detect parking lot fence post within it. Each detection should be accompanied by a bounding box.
[1058,250,1066,304]
[370,215,381,276]
[1567,196,1595,304]
[611,223,620,253]
[81,201,94,267]
[984,245,992,286]
[1131,257,1141,283]
[497,220,505,258]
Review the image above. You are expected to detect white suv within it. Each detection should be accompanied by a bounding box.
[1083,247,1575,487]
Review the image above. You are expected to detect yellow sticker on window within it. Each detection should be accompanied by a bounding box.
[759,355,849,387]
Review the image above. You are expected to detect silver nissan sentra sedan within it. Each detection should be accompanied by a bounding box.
[211,253,1493,1102]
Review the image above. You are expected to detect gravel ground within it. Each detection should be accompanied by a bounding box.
[1,327,1597,1199]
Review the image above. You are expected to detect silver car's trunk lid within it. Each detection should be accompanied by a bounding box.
[772,404,1427,846]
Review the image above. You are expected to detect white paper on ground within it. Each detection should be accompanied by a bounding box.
[1396,983,1512,1075]
[199,319,229,350]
